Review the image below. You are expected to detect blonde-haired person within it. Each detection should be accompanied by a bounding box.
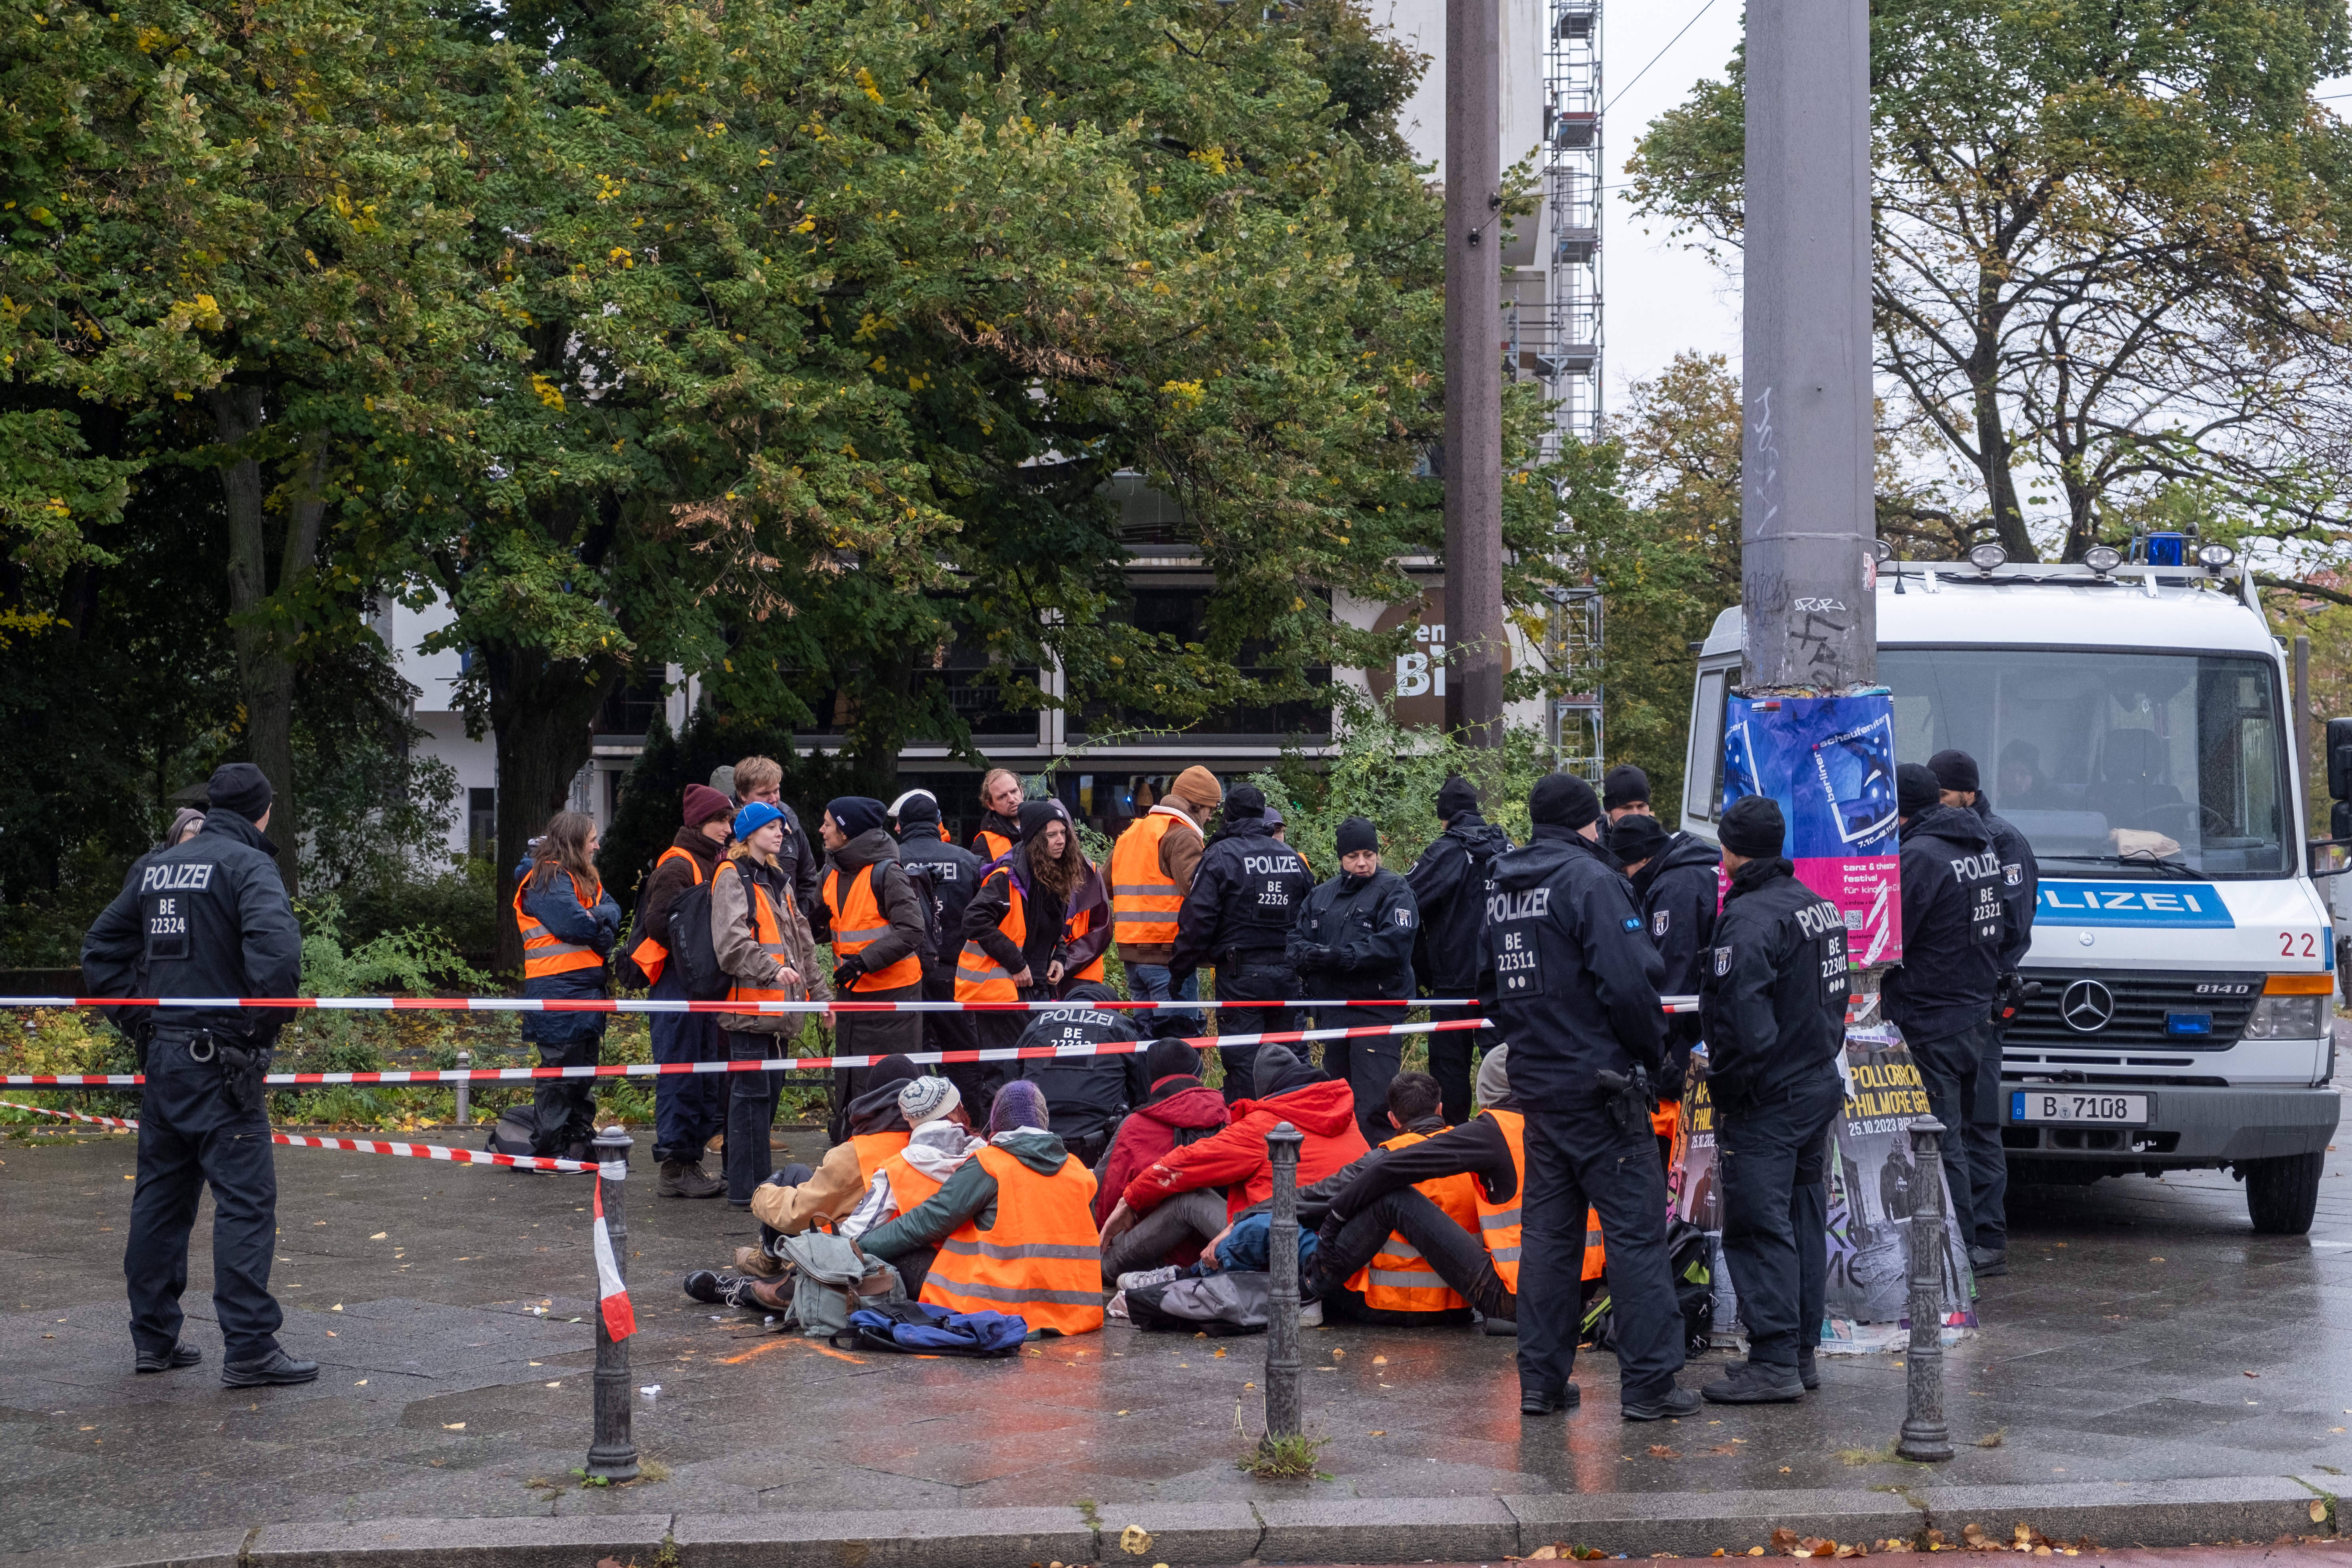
[971,768,1023,862]
[730,754,824,931]
[515,811,620,1162]
[713,800,828,1205]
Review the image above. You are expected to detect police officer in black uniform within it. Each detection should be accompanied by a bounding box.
[1885,761,2005,1265]
[81,763,315,1386]
[1015,981,1150,1166]
[1613,810,1721,1151]
[1405,776,1513,1123]
[1289,815,1420,1142]
[1171,784,1315,1100]
[890,789,986,1102]
[1695,796,1850,1403]
[1481,773,1698,1421]
[1928,748,2037,1277]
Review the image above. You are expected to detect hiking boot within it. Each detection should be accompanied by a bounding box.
[1622,1386,1704,1421]
[1116,1265,1181,1293]
[1798,1347,1820,1391]
[660,1160,725,1199]
[1520,1383,1580,1415]
[221,1349,319,1388]
[1969,1245,2010,1278]
[134,1343,201,1373]
[1702,1361,1807,1404]
[733,1245,785,1278]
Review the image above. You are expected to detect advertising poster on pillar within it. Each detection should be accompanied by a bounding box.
[1720,690,1902,965]
[1824,1031,1978,1330]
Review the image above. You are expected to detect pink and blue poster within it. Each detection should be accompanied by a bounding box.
[1721,690,1902,966]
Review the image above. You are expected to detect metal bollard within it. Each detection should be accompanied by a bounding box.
[453,1051,471,1127]
[1895,1114,1955,1462]
[1264,1120,1305,1440]
[585,1125,640,1482]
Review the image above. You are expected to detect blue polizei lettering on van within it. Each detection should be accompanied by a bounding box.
[2035,881,2234,928]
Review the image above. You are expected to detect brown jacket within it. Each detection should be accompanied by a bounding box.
[1116,802,1206,967]
[712,852,828,1033]
[748,1138,865,1234]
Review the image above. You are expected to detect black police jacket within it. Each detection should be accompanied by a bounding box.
[1404,813,1512,995]
[1696,858,1848,1114]
[1288,865,1419,1000]
[1634,831,1721,1057]
[1016,1001,1149,1147]
[81,810,303,1046]
[1885,804,2004,1042]
[1171,818,1315,979]
[1977,800,2038,974]
[1478,824,1667,1109]
[894,828,984,959]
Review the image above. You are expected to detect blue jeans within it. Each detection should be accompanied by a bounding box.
[1127,962,1201,1038]
[650,969,725,1167]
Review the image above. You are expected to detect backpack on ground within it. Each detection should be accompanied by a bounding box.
[776,1231,905,1339]
[1125,1270,1273,1337]
[1578,1217,1714,1357]
[665,876,732,1001]
[485,1104,539,1159]
[840,1300,1029,1357]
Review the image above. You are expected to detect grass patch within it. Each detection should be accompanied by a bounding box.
[1238,1432,1329,1480]
[1836,1443,1900,1466]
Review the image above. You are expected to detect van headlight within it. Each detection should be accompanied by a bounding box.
[2244,991,2334,1039]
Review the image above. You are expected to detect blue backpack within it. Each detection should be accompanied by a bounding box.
[841,1301,1030,1357]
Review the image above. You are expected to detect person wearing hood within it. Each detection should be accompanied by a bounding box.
[1289,817,1420,1140]
[83,762,311,1386]
[1480,772,1696,1421]
[857,1081,1106,1335]
[1886,760,2007,1275]
[1112,766,1222,1038]
[1930,748,2036,1277]
[832,1076,984,1294]
[1100,1044,1370,1281]
[624,784,734,1199]
[1694,796,1850,1405]
[890,789,987,1086]
[1016,981,1149,1166]
[746,1053,923,1253]
[1614,808,1722,1162]
[1171,782,1315,1094]
[1406,777,1514,1123]
[958,800,1085,1103]
[714,800,828,1206]
[513,811,623,1164]
[819,796,931,1141]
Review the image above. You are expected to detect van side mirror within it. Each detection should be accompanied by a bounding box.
[2329,717,2352,802]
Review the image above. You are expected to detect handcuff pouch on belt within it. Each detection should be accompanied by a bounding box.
[1596,1063,1657,1136]
[188,1029,269,1115]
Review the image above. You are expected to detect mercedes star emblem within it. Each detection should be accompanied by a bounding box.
[2060,978,2116,1033]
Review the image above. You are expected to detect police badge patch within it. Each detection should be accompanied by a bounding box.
[2005,863,2023,888]
[1652,910,1670,938]
[1713,945,1732,976]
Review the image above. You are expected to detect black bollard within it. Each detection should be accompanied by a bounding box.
[586,1125,641,1482]
[1264,1120,1305,1440]
[1895,1114,1954,1462]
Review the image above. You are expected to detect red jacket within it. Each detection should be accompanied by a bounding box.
[1095,1075,1231,1225]
[1124,1077,1371,1219]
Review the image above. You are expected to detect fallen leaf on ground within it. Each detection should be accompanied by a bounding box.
[1524,1546,1560,1560]
[1701,1444,1738,1456]
[370,1232,387,1240]
[1372,1355,1388,1365]
[443,1422,465,1430]
[1649,1444,1681,1459]
[1770,1530,1801,1553]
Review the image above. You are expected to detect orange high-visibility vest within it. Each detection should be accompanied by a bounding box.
[516,868,604,981]
[921,1145,1104,1335]
[624,845,702,987]
[849,1129,911,1183]
[1063,878,1107,984]
[1650,1098,1680,1139]
[1475,1110,1604,1290]
[1110,812,1189,946]
[823,863,924,991]
[1346,1129,1483,1313]
[955,868,1027,1002]
[974,828,1012,862]
[722,860,802,1007]
[878,1149,946,1216]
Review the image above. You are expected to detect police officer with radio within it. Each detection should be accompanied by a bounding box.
[81,763,313,1386]
[1928,748,2037,1278]
[1885,761,2006,1270]
[1172,783,1315,1097]
[1696,796,1849,1404]
[1481,772,1698,1421]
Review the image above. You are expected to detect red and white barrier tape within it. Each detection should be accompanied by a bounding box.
[0,1099,595,1171]
[0,994,1481,1014]
[2,1016,1493,1087]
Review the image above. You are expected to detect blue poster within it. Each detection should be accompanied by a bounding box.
[1722,690,1903,965]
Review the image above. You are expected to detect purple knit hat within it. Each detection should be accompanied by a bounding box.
[988,1079,1050,1137]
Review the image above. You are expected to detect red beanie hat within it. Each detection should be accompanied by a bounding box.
[682,783,733,828]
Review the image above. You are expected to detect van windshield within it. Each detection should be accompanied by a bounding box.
[1878,647,2292,880]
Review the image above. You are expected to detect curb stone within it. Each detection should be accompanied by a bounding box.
[246,1516,675,1568]
[671,1507,1094,1568]
[1089,1501,1263,1565]
[1255,1498,1520,1564]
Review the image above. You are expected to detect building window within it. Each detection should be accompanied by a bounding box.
[467,788,497,858]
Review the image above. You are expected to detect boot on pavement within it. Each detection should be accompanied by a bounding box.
[733,1245,785,1278]
[660,1159,725,1199]
[1798,1346,1820,1390]
[221,1349,320,1387]
[1702,1360,1807,1404]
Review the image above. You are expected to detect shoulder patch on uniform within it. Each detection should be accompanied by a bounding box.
[1621,916,1642,932]
[1651,909,1670,937]
[2004,863,2023,887]
[1713,944,1733,976]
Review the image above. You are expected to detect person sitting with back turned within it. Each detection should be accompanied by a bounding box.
[744,1053,922,1267]
[1090,1037,1231,1257]
[1016,980,1150,1167]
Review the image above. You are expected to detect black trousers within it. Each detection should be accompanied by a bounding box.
[126,1032,284,1363]
[1966,1023,2009,1251]
[1520,1100,1686,1404]
[1909,1021,1990,1251]
[1312,1002,1406,1142]
[531,1025,604,1157]
[829,982,924,1142]
[725,1030,786,1203]
[1215,961,1300,1101]
[1428,1028,1476,1125]
[1718,1073,1841,1369]
[954,1007,1023,1115]
[1310,1185,1502,1322]
[649,968,726,1167]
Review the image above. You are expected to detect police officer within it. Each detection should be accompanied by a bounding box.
[1016,980,1149,1167]
[1480,773,1697,1420]
[1612,810,1720,1156]
[1405,776,1512,1123]
[1695,796,1849,1404]
[892,789,985,1097]
[1885,761,2005,1266]
[1290,816,1420,1142]
[81,763,314,1386]
[1171,784,1314,1100]
[1602,764,1656,829]
[1928,748,2037,1278]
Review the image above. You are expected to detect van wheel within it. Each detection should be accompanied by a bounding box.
[2245,1151,2325,1235]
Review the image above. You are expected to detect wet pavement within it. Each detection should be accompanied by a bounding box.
[5,1079,2352,1556]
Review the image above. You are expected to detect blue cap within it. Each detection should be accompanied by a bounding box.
[733,800,786,841]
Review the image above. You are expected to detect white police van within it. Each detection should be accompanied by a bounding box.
[1683,539,2341,1234]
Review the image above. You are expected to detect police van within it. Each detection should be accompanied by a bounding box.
[1682,539,2342,1234]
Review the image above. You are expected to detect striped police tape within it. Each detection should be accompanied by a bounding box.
[0,1099,597,1171]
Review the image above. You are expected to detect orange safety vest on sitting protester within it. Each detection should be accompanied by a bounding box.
[1475,1110,1604,1291]
[878,1150,945,1216]
[955,869,1027,1002]
[823,863,924,991]
[921,1145,1104,1335]
[849,1130,910,1183]
[1109,813,1186,947]
[623,845,701,987]
[723,861,802,1008]
[515,869,603,981]
[1346,1129,1483,1313]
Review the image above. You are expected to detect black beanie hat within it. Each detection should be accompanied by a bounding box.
[1225,783,1267,820]
[1927,749,1980,795]
[1335,816,1380,856]
[1143,1036,1201,1085]
[1897,762,1943,816]
[206,762,273,822]
[1719,795,1785,858]
[1602,764,1651,812]
[1015,798,1069,842]
[1529,772,1602,830]
[826,796,888,840]
[1610,812,1673,865]
[1436,776,1480,820]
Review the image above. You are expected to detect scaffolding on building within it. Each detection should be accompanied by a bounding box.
[1545,586,1604,780]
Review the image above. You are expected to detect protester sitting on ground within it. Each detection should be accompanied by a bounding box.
[854,1081,1106,1335]
[744,1055,922,1269]
[1327,1070,1484,1324]
[1097,1043,1369,1285]
[833,1078,984,1293]
[1091,1037,1230,1236]
[1016,981,1149,1166]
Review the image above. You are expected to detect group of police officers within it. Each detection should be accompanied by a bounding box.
[79,746,2034,1419]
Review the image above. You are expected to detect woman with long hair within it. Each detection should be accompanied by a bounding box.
[712,800,826,1205]
[956,800,1080,1105]
[515,810,620,1161]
